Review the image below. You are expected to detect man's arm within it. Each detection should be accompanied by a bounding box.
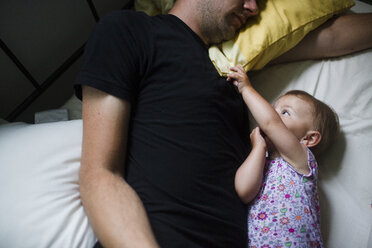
[272,13,372,64]
[79,86,159,248]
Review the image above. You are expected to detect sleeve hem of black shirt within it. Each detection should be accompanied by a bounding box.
[74,73,133,103]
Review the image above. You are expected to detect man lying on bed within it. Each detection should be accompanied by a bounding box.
[74,0,372,247]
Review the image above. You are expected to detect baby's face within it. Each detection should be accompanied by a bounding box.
[274,95,315,141]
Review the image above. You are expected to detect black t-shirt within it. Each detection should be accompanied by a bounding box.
[75,10,251,248]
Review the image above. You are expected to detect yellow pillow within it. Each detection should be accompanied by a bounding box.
[209,0,355,76]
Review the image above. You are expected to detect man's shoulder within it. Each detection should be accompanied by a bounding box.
[91,10,157,45]
[100,10,150,25]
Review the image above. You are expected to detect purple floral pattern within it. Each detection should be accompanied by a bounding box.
[248,148,323,248]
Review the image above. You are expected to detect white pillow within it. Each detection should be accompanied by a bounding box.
[60,95,82,120]
[0,120,96,248]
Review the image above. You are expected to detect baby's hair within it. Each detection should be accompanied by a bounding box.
[282,90,340,156]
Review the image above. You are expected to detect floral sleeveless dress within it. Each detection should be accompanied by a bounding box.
[247,148,323,248]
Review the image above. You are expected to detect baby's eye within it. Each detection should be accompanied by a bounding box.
[282,110,289,116]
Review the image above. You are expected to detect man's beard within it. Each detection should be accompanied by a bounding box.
[200,16,239,45]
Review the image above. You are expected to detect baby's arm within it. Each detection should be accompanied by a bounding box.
[227,66,309,174]
[235,127,267,203]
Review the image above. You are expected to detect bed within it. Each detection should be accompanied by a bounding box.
[0,1,371,247]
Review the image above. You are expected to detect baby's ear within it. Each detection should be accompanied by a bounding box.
[300,131,322,148]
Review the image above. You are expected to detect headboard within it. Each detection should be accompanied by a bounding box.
[0,0,134,123]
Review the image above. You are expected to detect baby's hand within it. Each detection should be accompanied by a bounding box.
[250,127,266,150]
[226,65,251,93]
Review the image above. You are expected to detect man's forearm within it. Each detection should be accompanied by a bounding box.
[80,168,159,248]
[323,13,372,57]
[272,13,372,64]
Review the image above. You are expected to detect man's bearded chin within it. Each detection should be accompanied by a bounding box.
[207,28,236,45]
[208,19,241,45]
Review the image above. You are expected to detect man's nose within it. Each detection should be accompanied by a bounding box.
[244,0,259,16]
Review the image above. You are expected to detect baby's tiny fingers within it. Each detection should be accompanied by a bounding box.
[250,127,258,135]
[236,65,245,72]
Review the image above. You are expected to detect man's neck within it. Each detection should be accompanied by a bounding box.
[168,0,209,46]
